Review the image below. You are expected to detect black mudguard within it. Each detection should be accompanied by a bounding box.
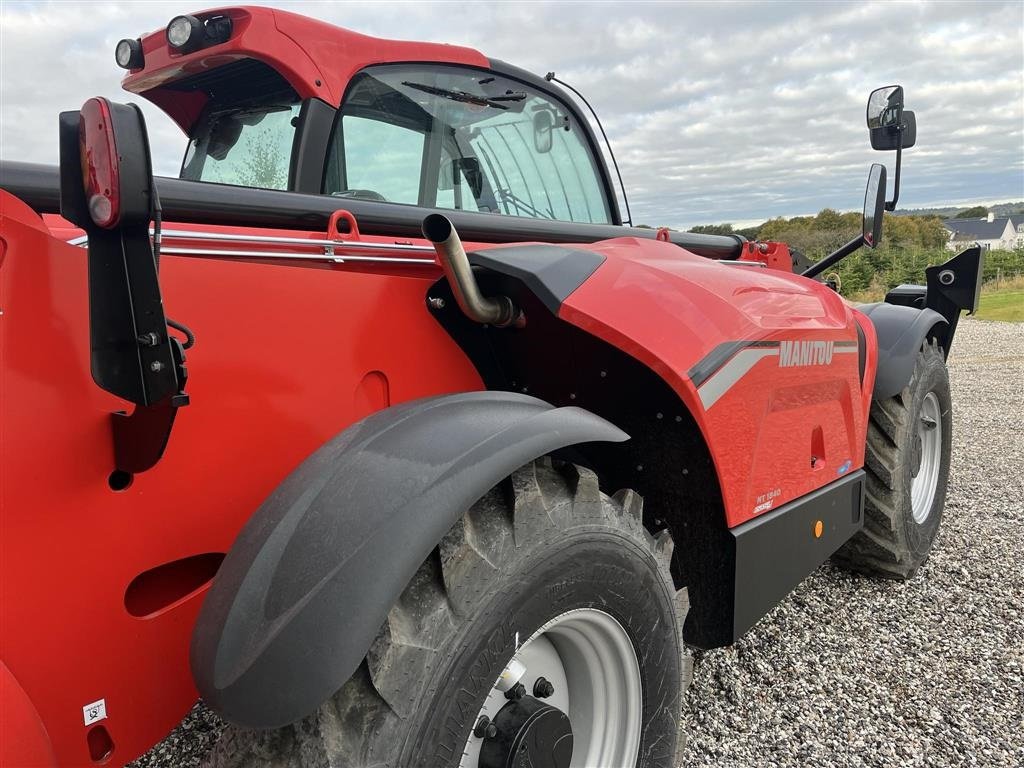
[190,391,628,729]
[858,302,947,399]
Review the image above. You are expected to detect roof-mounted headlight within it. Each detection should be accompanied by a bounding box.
[166,15,204,52]
[114,38,144,70]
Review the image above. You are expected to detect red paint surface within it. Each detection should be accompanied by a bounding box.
[561,237,874,527]
[1,199,482,766]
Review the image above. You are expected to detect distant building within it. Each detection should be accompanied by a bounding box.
[943,212,1024,251]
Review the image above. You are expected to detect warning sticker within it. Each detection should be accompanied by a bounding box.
[83,698,107,726]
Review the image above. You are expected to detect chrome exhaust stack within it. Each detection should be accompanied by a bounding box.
[422,214,524,328]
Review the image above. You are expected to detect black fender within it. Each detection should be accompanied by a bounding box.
[858,302,947,399]
[190,391,628,728]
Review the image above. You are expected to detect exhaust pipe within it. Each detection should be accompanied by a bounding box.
[422,213,523,328]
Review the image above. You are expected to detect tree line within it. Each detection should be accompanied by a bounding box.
[687,210,1024,298]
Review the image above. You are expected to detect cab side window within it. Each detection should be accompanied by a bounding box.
[339,116,424,204]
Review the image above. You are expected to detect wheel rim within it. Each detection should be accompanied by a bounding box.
[910,391,942,524]
[459,608,642,768]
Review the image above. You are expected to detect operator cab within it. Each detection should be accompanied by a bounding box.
[178,61,615,225]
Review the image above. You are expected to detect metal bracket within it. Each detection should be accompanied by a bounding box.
[110,338,190,474]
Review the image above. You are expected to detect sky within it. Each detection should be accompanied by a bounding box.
[1,0,1022,229]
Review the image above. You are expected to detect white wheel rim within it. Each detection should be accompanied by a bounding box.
[911,391,942,524]
[459,608,642,768]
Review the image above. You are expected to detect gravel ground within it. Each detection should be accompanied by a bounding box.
[131,318,1024,768]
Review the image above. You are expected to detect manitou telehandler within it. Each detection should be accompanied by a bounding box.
[0,7,982,767]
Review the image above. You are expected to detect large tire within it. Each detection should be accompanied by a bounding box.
[834,340,952,580]
[205,459,690,768]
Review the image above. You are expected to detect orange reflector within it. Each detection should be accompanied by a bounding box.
[813,520,824,538]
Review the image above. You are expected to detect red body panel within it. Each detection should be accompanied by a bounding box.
[560,237,876,527]
[0,199,482,766]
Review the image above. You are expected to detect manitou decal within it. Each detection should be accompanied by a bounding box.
[779,340,834,367]
[689,339,859,409]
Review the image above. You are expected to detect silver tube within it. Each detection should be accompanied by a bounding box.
[421,214,523,328]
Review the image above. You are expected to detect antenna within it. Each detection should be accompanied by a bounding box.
[546,72,633,227]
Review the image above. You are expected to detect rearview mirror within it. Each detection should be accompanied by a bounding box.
[867,85,902,129]
[863,163,886,248]
[867,85,916,150]
[533,109,554,154]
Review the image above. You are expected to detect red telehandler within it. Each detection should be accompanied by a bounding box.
[0,7,982,767]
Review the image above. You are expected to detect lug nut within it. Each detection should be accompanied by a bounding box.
[504,682,526,700]
[533,677,555,698]
[473,715,497,739]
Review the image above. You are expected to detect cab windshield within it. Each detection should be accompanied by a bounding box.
[324,64,613,224]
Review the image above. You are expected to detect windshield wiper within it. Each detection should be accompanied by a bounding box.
[402,81,527,111]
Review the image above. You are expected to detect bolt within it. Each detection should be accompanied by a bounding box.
[569,393,576,400]
[428,296,446,309]
[473,715,498,739]
[656,412,663,420]
[137,332,159,347]
[636,464,644,472]
[599,370,607,378]
[533,677,555,698]
[149,361,164,372]
[505,682,526,700]
[938,270,955,286]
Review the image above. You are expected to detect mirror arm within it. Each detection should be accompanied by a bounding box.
[885,131,903,212]
[802,235,865,279]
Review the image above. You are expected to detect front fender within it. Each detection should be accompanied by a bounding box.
[190,391,627,729]
[857,302,947,399]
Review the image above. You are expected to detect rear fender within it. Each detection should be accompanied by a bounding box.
[190,391,627,729]
[857,302,947,399]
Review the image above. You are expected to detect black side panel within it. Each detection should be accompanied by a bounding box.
[191,391,627,729]
[468,244,605,314]
[0,161,744,259]
[858,302,947,399]
[730,471,865,641]
[924,246,984,355]
[289,98,336,194]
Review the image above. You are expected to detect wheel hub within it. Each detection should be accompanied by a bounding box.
[478,696,573,768]
[459,608,642,768]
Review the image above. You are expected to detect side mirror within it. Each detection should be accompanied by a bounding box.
[863,163,887,248]
[867,85,916,150]
[533,110,554,154]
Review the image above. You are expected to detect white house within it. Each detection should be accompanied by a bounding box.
[943,212,1024,251]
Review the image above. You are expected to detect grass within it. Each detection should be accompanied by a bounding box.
[975,289,1024,322]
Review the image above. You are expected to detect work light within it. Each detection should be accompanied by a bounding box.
[166,15,203,52]
[114,38,144,69]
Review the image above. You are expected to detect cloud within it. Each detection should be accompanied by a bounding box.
[1,0,1021,228]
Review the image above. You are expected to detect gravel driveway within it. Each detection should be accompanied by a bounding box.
[131,318,1024,768]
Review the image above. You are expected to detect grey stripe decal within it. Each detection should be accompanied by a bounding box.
[697,347,781,409]
[688,339,780,389]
